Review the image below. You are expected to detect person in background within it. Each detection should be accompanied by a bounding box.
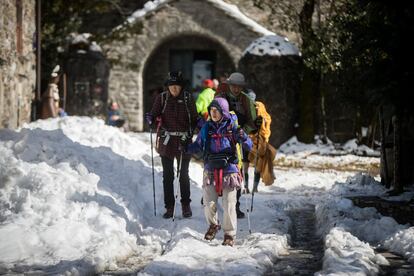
[107,101,125,128]
[196,79,216,120]
[215,72,258,218]
[246,90,276,192]
[58,107,67,117]
[213,79,219,91]
[216,74,229,94]
[41,65,61,119]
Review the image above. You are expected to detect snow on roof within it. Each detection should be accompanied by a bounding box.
[126,0,169,24]
[70,33,92,45]
[206,0,274,36]
[243,35,300,57]
[89,41,103,52]
[120,0,274,36]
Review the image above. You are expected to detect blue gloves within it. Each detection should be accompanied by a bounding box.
[145,112,153,127]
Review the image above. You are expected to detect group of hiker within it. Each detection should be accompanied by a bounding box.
[145,71,276,247]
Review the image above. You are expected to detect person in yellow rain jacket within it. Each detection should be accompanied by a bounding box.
[247,90,276,192]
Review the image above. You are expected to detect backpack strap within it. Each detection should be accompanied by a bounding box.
[183,90,193,136]
[203,120,237,161]
[159,90,193,136]
[160,91,169,115]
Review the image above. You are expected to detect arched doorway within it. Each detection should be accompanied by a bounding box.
[143,34,236,124]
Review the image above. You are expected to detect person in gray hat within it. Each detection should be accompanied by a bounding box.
[215,72,258,218]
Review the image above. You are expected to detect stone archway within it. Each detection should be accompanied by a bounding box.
[143,33,236,121]
[104,0,273,131]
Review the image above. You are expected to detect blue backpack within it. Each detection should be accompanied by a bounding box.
[201,113,242,169]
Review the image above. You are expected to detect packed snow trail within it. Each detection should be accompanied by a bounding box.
[1,117,413,275]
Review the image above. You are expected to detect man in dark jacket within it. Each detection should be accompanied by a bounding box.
[215,72,257,218]
[146,72,198,219]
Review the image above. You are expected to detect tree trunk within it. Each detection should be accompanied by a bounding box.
[379,106,389,188]
[393,114,402,193]
[297,0,320,143]
[298,67,316,143]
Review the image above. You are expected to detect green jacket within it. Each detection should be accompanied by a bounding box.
[196,88,216,116]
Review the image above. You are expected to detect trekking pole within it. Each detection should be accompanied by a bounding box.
[240,145,252,234]
[172,151,183,222]
[251,133,260,212]
[150,127,156,216]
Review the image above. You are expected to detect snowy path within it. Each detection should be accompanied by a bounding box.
[1,117,413,275]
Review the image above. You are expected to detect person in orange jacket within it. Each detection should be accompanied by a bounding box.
[247,90,276,192]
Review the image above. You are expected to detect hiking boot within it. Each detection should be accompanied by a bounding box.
[222,234,234,246]
[236,208,245,219]
[204,224,221,241]
[182,204,192,218]
[163,207,174,219]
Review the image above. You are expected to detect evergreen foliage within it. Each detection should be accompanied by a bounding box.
[41,0,145,87]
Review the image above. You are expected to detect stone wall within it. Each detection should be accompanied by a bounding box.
[239,54,302,147]
[105,0,264,131]
[0,0,36,128]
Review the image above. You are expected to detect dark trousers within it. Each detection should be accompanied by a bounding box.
[236,189,242,210]
[161,156,191,208]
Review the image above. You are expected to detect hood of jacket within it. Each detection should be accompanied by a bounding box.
[208,97,230,120]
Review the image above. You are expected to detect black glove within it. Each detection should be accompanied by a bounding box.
[178,135,188,152]
[254,116,263,128]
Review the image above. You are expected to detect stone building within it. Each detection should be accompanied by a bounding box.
[64,36,110,118]
[239,35,301,147]
[104,0,283,131]
[0,0,36,128]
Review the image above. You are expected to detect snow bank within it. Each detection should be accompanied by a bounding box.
[384,228,414,263]
[329,173,386,197]
[0,117,167,273]
[316,227,387,276]
[0,140,138,272]
[315,174,414,274]
[279,136,380,157]
[276,136,380,173]
[0,116,291,274]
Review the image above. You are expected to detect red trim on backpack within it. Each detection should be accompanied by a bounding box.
[214,168,223,196]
